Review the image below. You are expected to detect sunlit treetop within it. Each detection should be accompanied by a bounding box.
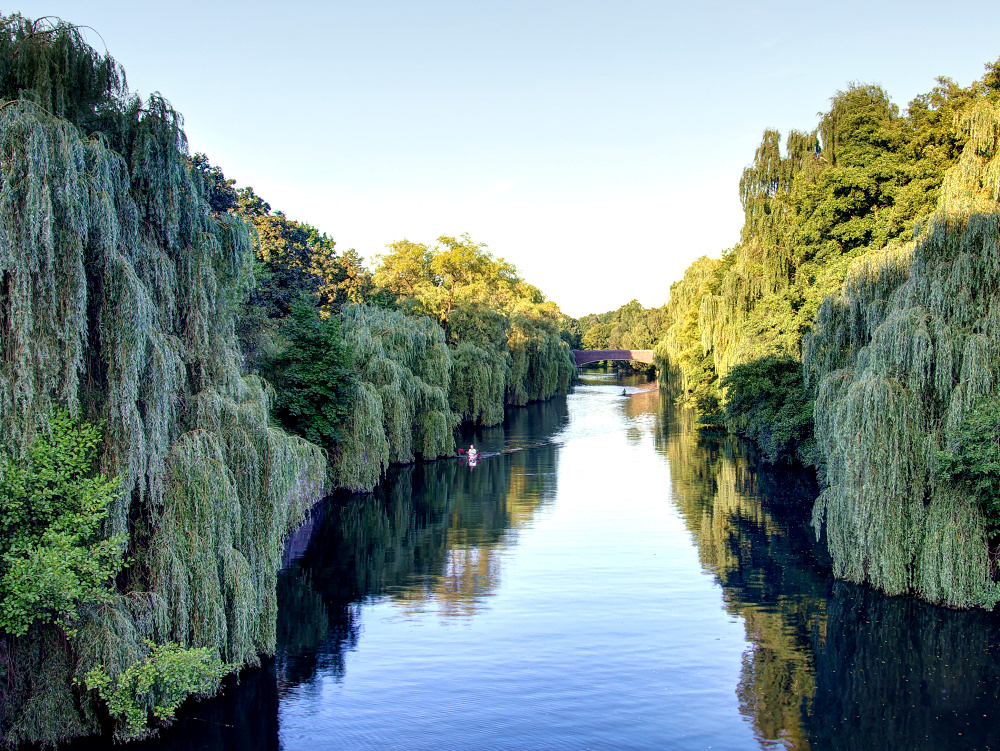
[373,233,540,328]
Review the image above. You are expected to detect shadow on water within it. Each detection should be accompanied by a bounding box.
[66,662,281,751]
[659,404,1000,751]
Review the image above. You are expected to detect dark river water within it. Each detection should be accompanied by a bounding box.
[99,372,1000,750]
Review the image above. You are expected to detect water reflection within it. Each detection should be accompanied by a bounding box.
[661,403,1000,751]
[276,397,566,691]
[809,583,1000,751]
[68,382,1000,751]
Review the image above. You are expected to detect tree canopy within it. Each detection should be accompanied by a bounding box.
[576,300,670,369]
[375,234,527,331]
[373,234,576,424]
[656,69,998,450]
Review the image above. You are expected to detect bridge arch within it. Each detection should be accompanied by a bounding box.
[572,349,655,367]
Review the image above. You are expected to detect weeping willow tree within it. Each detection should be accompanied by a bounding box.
[448,300,574,420]
[654,255,725,412]
[804,96,1000,608]
[0,16,325,744]
[445,300,513,425]
[373,235,576,425]
[333,304,456,491]
[654,126,826,416]
[506,301,577,407]
[449,341,509,425]
[655,76,983,432]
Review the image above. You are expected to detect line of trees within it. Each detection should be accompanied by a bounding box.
[577,299,669,351]
[655,55,1000,608]
[0,13,575,744]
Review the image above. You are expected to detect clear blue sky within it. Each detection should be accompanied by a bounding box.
[16,1,1000,316]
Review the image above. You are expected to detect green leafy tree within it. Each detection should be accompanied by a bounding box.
[374,234,522,330]
[190,152,238,214]
[264,303,356,455]
[0,412,125,637]
[576,299,669,352]
[581,322,613,350]
[558,315,582,349]
[985,56,1000,94]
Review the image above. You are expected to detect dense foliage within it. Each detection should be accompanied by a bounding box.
[0,15,324,743]
[83,642,227,741]
[653,257,725,412]
[804,87,1000,608]
[655,55,1000,608]
[334,304,455,491]
[188,155,375,377]
[0,412,125,638]
[262,303,356,455]
[577,299,669,357]
[656,74,992,441]
[721,357,815,465]
[938,398,1000,536]
[374,235,576,425]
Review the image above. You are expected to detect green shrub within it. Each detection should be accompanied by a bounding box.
[0,411,125,637]
[721,355,815,465]
[83,641,227,741]
[939,398,1000,535]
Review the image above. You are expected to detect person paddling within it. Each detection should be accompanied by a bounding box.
[467,444,478,460]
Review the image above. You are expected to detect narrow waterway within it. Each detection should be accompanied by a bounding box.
[100,372,1000,750]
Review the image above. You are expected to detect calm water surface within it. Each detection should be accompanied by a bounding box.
[106,372,1000,750]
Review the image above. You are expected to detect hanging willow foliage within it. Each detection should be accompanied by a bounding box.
[806,98,1000,608]
[334,304,456,491]
[371,236,575,423]
[654,256,726,411]
[506,303,576,407]
[0,17,325,743]
[449,341,510,426]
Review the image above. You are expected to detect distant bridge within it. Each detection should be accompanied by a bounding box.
[572,349,655,367]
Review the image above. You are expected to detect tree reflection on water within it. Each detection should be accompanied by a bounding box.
[275,397,567,692]
[75,391,1000,751]
[660,402,1000,751]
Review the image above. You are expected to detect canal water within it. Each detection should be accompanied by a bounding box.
[112,372,1000,750]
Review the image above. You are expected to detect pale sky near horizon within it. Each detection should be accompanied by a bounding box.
[15,1,1000,316]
